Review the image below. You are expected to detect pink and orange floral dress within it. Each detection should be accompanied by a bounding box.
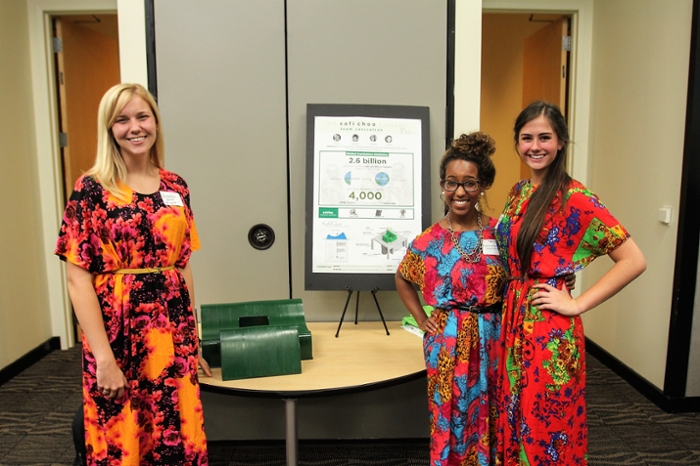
[399,218,507,466]
[494,179,629,465]
[55,169,208,465]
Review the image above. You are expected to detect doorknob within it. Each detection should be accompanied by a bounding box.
[248,224,275,250]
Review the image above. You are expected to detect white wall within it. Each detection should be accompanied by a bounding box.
[116,0,147,85]
[583,0,692,389]
[0,0,52,370]
[453,0,483,138]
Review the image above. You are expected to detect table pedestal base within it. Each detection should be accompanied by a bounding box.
[285,398,298,466]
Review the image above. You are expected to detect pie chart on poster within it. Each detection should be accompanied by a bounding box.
[375,172,390,186]
[345,172,352,185]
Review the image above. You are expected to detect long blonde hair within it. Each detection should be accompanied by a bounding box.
[85,83,164,199]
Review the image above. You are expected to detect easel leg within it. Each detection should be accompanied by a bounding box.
[354,290,360,325]
[372,289,390,335]
[335,289,353,338]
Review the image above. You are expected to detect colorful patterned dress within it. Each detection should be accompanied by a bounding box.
[55,169,208,465]
[494,179,629,465]
[399,218,507,466]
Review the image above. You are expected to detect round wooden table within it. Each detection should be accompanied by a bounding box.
[199,321,426,465]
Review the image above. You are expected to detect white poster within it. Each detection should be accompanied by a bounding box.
[311,115,424,274]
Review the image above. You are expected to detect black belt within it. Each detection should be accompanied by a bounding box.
[449,302,502,314]
[507,275,562,282]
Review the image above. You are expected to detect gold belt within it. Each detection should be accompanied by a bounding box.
[112,266,175,274]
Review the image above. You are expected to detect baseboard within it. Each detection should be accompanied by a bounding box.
[0,336,61,387]
[208,438,430,447]
[586,337,700,413]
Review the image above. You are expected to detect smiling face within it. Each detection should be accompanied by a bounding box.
[110,95,157,160]
[516,114,564,184]
[441,159,481,219]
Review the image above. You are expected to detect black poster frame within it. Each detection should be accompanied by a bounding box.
[304,104,431,292]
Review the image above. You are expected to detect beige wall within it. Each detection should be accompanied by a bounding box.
[0,0,52,370]
[583,0,692,389]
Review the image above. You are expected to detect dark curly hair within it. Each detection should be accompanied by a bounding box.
[439,132,496,188]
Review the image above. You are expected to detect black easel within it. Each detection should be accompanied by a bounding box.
[335,288,390,337]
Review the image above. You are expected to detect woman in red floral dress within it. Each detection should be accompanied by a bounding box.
[56,83,210,465]
[494,101,646,465]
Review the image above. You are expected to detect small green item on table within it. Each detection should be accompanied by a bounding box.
[382,229,397,243]
[401,305,434,328]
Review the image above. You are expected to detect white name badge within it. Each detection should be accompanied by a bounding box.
[160,191,183,206]
[483,239,499,256]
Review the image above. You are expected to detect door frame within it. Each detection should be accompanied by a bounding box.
[457,0,593,184]
[27,0,146,349]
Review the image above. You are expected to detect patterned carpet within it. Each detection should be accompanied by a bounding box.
[0,345,699,466]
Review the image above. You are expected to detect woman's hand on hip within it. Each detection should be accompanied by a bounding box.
[418,316,439,334]
[532,283,583,317]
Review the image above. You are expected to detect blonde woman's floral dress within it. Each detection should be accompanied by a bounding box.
[55,169,208,465]
[494,179,628,466]
[399,218,507,466]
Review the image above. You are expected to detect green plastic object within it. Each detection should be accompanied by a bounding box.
[200,298,312,368]
[401,305,434,328]
[200,339,222,367]
[220,325,301,380]
[382,229,397,243]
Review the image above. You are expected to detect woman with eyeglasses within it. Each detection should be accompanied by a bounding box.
[494,101,646,465]
[396,132,506,466]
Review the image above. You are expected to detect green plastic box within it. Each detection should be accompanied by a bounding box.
[220,325,302,380]
[200,298,312,369]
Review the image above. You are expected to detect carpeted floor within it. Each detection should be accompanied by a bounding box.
[1,345,699,465]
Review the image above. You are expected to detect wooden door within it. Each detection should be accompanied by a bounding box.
[53,15,120,201]
[521,17,569,179]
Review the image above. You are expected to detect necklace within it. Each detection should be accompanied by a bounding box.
[445,210,483,263]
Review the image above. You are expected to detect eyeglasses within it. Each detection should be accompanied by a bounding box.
[441,179,481,193]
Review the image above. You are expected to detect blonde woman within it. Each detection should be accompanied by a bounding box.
[56,83,209,464]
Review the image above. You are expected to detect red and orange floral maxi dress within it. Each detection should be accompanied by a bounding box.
[399,218,507,466]
[494,180,629,465]
[55,169,208,465]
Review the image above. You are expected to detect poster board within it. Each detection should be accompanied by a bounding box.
[305,104,431,291]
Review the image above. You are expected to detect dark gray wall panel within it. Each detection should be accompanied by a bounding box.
[287,0,448,320]
[155,0,291,304]
[153,0,445,440]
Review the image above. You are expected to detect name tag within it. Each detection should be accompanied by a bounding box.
[483,239,499,256]
[160,191,183,206]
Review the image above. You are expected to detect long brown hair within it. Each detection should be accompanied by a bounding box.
[514,101,571,275]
